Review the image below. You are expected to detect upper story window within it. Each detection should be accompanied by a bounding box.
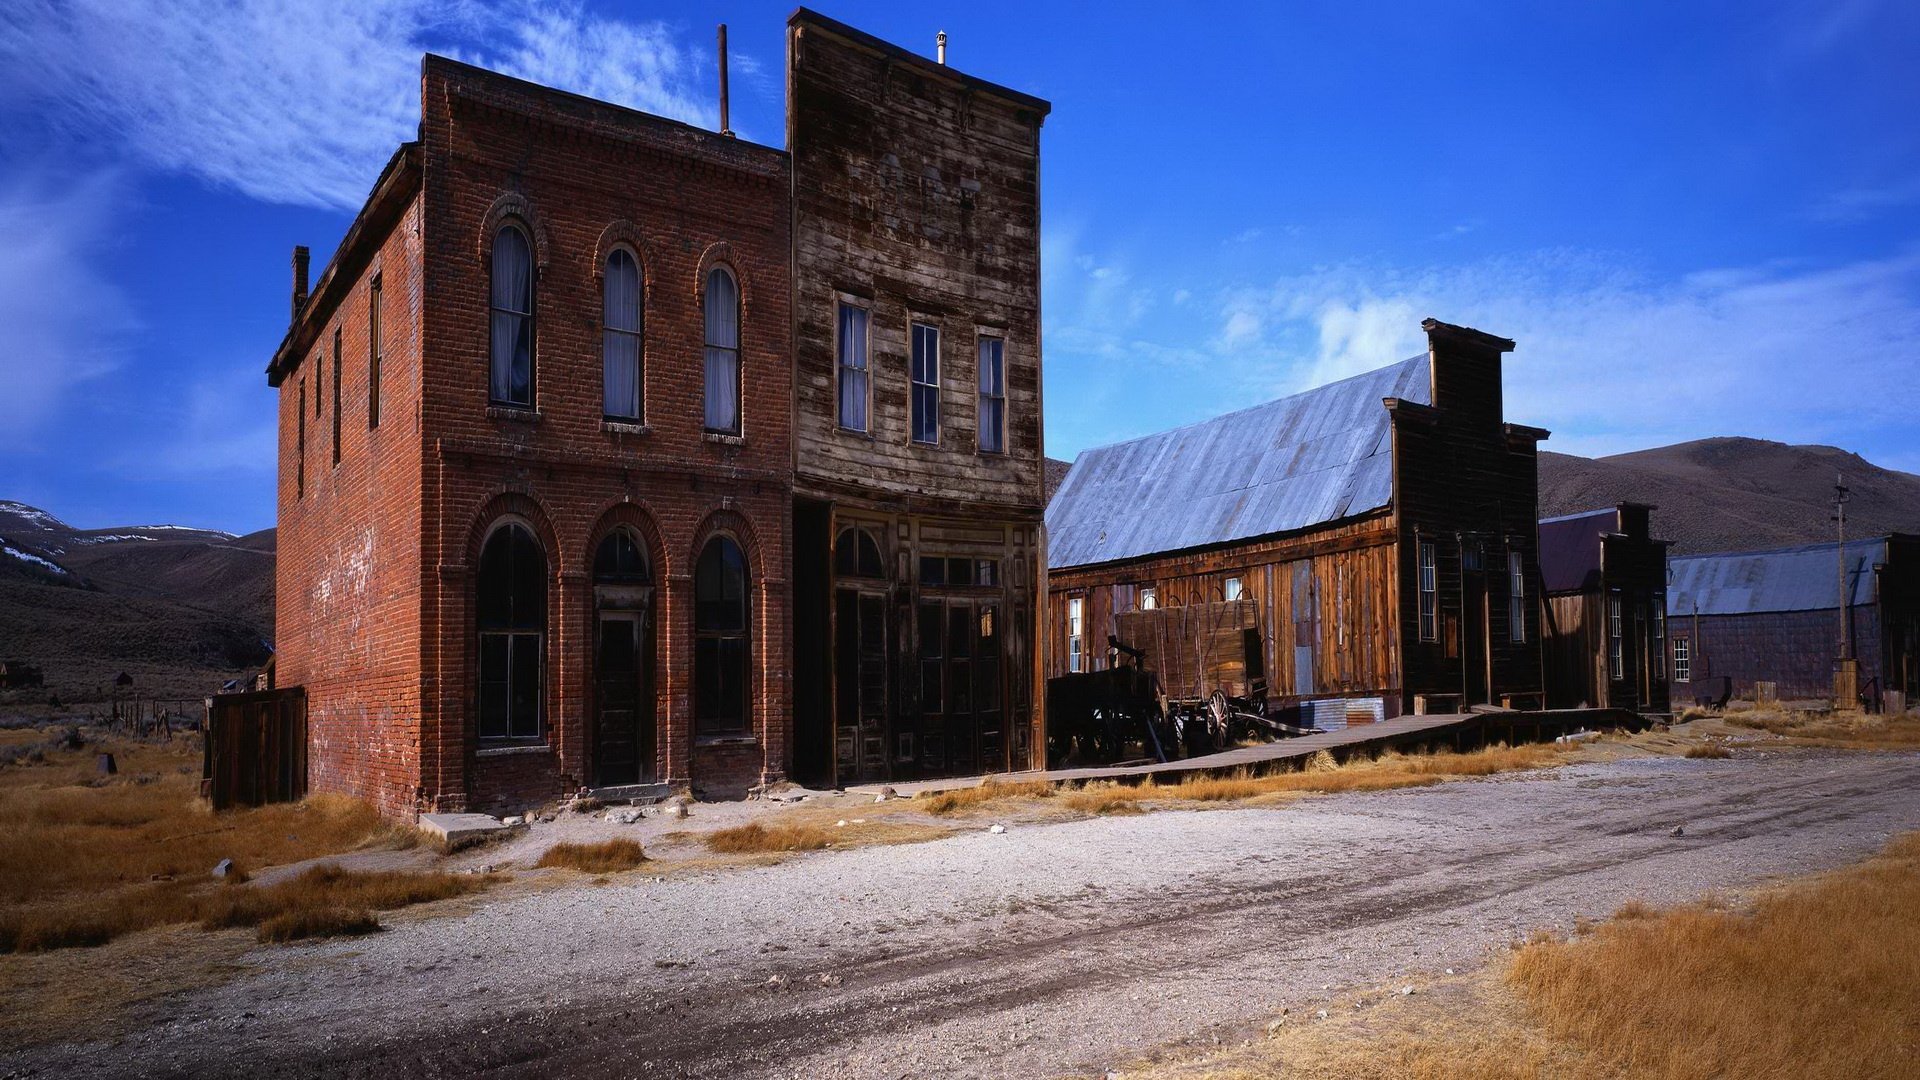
[911,322,940,446]
[836,302,870,432]
[1066,596,1084,673]
[489,224,535,408]
[368,275,382,430]
[331,328,342,466]
[1508,550,1527,643]
[1223,576,1244,602]
[977,337,1005,453]
[296,379,306,499]
[1418,541,1438,642]
[603,248,643,421]
[1139,587,1157,610]
[703,268,741,434]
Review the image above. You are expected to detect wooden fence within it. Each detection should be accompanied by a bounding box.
[203,687,307,810]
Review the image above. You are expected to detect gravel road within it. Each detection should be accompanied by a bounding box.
[8,749,1917,1079]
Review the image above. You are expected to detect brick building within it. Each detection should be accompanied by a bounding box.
[1044,320,1549,724]
[270,12,1049,816]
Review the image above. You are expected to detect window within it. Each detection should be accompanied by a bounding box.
[911,322,939,445]
[703,268,740,434]
[1224,576,1243,602]
[1652,597,1667,681]
[296,380,306,499]
[1066,597,1084,673]
[1140,587,1157,610]
[477,523,545,740]
[368,275,382,429]
[836,303,870,432]
[977,336,1005,453]
[834,527,884,578]
[1418,542,1437,642]
[593,529,651,583]
[1508,550,1527,643]
[330,328,342,466]
[1609,595,1624,680]
[694,536,750,734]
[1672,636,1691,683]
[489,225,535,407]
[602,249,643,421]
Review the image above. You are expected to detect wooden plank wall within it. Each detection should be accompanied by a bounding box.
[1046,515,1400,703]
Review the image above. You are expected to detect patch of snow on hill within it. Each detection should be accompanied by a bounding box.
[0,502,67,532]
[3,543,68,575]
[74,534,158,544]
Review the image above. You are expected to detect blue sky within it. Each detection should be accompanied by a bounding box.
[2,0,1917,534]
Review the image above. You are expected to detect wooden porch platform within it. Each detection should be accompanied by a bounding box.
[847,707,1643,799]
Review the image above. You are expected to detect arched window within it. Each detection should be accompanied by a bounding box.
[603,248,642,420]
[477,522,545,739]
[694,536,749,734]
[702,267,740,434]
[834,527,885,579]
[489,225,534,407]
[593,528,651,584]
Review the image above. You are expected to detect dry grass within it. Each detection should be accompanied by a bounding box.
[1505,831,1920,1078]
[1723,706,1920,748]
[1123,832,1920,1080]
[919,779,1056,814]
[703,821,840,854]
[0,731,426,952]
[536,838,648,873]
[1682,743,1732,759]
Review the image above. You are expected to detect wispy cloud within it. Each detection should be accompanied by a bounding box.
[1814,176,1920,222]
[0,0,720,211]
[0,169,136,450]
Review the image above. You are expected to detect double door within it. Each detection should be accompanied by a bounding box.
[833,590,1003,783]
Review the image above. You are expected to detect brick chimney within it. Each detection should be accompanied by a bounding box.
[291,245,310,322]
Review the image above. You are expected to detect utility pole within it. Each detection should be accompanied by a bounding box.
[1833,474,1859,709]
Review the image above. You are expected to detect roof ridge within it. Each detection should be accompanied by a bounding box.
[1672,536,1889,561]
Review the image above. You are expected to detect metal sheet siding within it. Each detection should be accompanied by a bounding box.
[1046,357,1431,570]
[1668,538,1885,616]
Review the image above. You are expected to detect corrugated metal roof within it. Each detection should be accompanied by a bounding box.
[1046,357,1431,570]
[1667,538,1886,616]
[1537,507,1616,594]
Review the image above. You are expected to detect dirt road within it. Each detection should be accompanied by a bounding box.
[8,750,1918,1079]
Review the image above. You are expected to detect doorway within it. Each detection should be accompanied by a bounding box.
[594,611,653,786]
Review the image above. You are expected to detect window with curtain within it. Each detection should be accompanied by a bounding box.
[603,248,643,420]
[911,322,939,445]
[489,225,534,407]
[1066,597,1084,673]
[836,302,869,432]
[977,337,1005,453]
[703,268,740,434]
[477,522,546,740]
[695,536,750,733]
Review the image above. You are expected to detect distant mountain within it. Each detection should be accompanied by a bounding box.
[0,501,273,701]
[1539,438,1920,555]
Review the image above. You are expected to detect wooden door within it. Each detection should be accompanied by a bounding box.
[836,589,889,783]
[593,611,652,786]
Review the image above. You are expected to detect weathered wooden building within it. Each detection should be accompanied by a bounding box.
[1667,535,1920,710]
[1045,320,1548,722]
[1537,504,1671,712]
[786,12,1050,786]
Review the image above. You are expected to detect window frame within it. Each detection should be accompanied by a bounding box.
[601,246,645,423]
[702,266,742,436]
[331,328,342,466]
[1139,587,1157,611]
[367,275,382,430]
[976,333,1006,454]
[1223,576,1244,602]
[1418,541,1438,642]
[835,299,872,434]
[488,222,537,409]
[1672,635,1690,683]
[476,520,547,743]
[1066,596,1085,673]
[910,320,941,447]
[693,535,752,735]
[1652,595,1667,682]
[1609,593,1625,681]
[1508,550,1527,643]
[296,379,306,499]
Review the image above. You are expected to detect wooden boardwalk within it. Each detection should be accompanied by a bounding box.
[849,707,1641,798]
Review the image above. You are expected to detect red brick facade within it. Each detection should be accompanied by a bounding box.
[272,59,792,816]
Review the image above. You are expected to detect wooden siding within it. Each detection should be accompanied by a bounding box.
[1045,514,1400,704]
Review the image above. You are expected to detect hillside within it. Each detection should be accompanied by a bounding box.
[1539,438,1920,555]
[0,501,274,701]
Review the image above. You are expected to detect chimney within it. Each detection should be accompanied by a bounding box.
[291,245,310,322]
[717,24,733,137]
[936,30,947,65]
